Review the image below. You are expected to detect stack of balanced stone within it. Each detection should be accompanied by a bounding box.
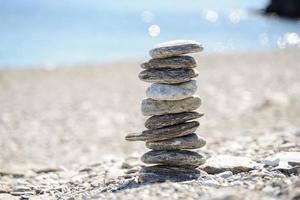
[126,40,206,183]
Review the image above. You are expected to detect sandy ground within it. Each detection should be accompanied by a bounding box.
[0,49,300,199]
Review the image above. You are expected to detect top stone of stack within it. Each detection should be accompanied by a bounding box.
[149,40,203,59]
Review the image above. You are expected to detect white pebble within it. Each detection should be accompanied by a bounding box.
[264,157,280,167]
[217,171,233,178]
[203,179,220,187]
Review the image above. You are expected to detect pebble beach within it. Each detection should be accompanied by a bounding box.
[0,49,300,199]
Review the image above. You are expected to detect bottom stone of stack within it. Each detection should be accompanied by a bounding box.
[141,150,205,168]
[139,165,201,183]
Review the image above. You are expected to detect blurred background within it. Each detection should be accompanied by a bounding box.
[0,0,299,171]
[0,0,299,68]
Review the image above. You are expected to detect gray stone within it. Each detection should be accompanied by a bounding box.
[141,96,201,116]
[146,133,206,150]
[149,40,203,58]
[141,56,198,69]
[145,111,203,129]
[139,165,200,183]
[139,68,198,84]
[125,121,199,142]
[146,80,197,100]
[141,150,205,168]
[201,155,257,174]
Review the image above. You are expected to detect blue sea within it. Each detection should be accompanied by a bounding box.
[0,0,300,68]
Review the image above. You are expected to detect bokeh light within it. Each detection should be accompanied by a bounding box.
[203,10,219,22]
[148,24,160,37]
[141,10,155,23]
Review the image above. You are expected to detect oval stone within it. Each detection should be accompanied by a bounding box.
[141,96,201,116]
[125,121,199,142]
[145,112,204,129]
[146,134,206,150]
[200,155,257,174]
[149,40,203,58]
[141,56,198,69]
[139,165,200,183]
[141,150,205,168]
[146,80,197,101]
[139,68,198,84]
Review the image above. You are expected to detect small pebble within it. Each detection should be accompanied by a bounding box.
[294,128,300,137]
[217,171,234,179]
[202,179,220,188]
[264,157,280,167]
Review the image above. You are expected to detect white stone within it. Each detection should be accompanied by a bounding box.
[294,128,300,137]
[201,155,258,174]
[264,152,300,168]
[264,157,280,167]
[146,80,197,100]
[216,171,233,178]
[202,179,220,187]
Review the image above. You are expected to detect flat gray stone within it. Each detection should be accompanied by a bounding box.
[146,80,197,100]
[149,40,203,58]
[139,165,200,183]
[146,133,206,150]
[141,96,201,116]
[201,155,257,174]
[125,121,199,142]
[141,56,198,69]
[139,68,198,84]
[145,111,203,129]
[141,150,205,168]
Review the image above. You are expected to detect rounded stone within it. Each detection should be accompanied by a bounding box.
[141,96,201,116]
[141,150,205,168]
[149,40,203,58]
[141,56,198,69]
[145,111,204,129]
[125,121,199,142]
[146,80,197,101]
[201,155,258,174]
[139,165,201,183]
[139,68,198,84]
[146,133,206,150]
